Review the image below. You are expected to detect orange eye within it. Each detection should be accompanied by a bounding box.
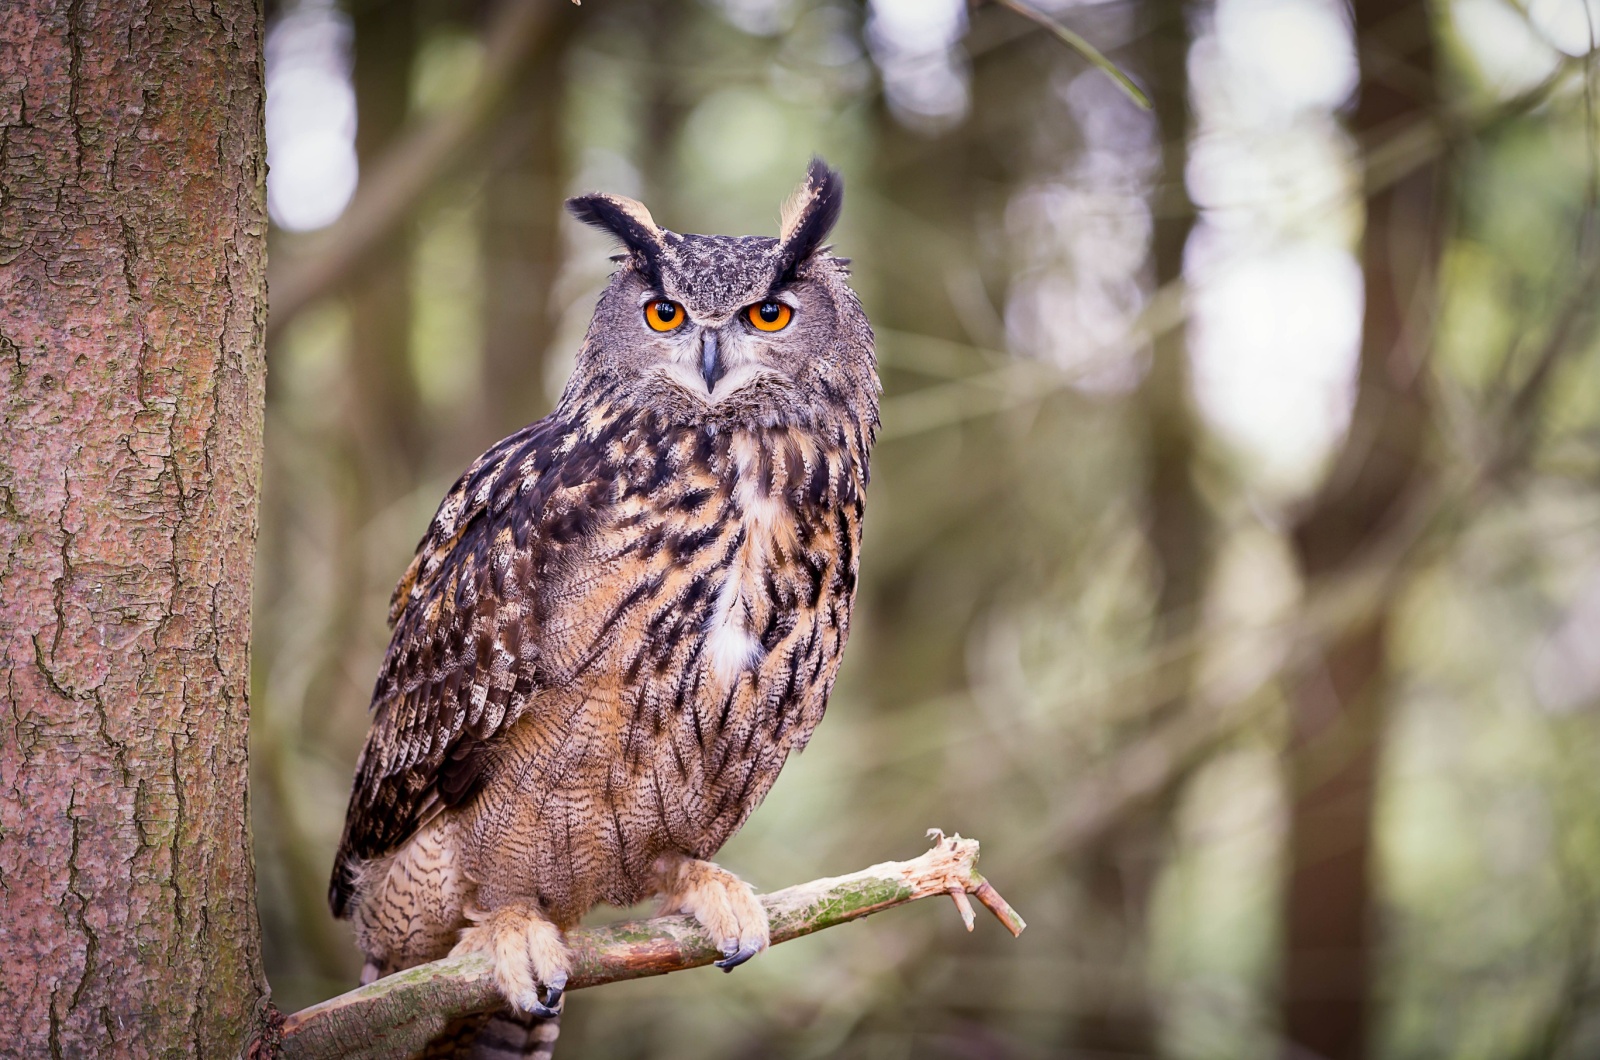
[746,301,792,332]
[645,300,685,332]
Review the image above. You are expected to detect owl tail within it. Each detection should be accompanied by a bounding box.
[469,1009,562,1060]
[413,1008,561,1060]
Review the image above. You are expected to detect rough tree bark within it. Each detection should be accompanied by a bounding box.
[1282,2,1440,1057]
[0,2,269,1055]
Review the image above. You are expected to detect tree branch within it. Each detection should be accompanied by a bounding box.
[272,832,1024,1060]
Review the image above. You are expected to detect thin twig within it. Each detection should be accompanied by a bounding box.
[948,887,978,931]
[987,0,1151,110]
[272,832,1023,1060]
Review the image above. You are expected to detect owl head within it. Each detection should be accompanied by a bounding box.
[562,158,878,432]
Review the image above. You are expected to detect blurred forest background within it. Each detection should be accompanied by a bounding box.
[251,0,1600,1056]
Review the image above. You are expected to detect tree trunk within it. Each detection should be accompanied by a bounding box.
[1282,2,1440,1056]
[0,2,269,1055]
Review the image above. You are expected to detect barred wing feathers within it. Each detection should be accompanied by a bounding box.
[329,416,598,916]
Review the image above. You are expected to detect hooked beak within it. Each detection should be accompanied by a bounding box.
[699,330,723,393]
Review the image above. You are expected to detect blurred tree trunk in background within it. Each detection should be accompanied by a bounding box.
[349,0,424,485]
[0,1,269,1054]
[1282,2,1440,1056]
[634,0,692,219]
[865,91,992,709]
[258,0,426,990]
[481,13,577,434]
[1073,0,1210,1052]
[1138,8,1209,672]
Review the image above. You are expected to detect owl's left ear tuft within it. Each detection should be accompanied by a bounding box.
[567,192,667,281]
[775,157,844,282]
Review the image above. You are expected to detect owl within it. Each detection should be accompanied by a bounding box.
[328,159,878,1059]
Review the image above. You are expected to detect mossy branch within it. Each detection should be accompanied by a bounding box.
[270,832,1024,1060]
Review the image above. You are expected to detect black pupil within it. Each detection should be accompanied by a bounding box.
[758,303,781,323]
[655,302,676,321]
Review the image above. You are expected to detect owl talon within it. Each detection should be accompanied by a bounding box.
[537,971,567,1010]
[715,940,761,972]
[451,901,572,1018]
[652,858,771,973]
[510,971,565,1019]
[652,854,771,974]
[521,994,562,1020]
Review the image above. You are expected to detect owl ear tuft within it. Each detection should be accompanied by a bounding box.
[775,157,844,281]
[567,192,667,282]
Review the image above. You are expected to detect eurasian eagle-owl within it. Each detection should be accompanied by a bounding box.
[329,159,877,1058]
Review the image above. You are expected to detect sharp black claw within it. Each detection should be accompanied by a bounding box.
[536,972,567,1014]
[714,941,761,972]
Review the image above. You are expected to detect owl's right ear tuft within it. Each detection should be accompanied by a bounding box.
[775,157,844,282]
[567,193,667,281]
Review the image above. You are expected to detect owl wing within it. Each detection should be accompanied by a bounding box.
[329,416,585,916]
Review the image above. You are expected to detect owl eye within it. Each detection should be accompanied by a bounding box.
[746,301,793,332]
[645,300,685,332]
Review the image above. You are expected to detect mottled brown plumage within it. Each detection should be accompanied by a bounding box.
[329,159,876,1058]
